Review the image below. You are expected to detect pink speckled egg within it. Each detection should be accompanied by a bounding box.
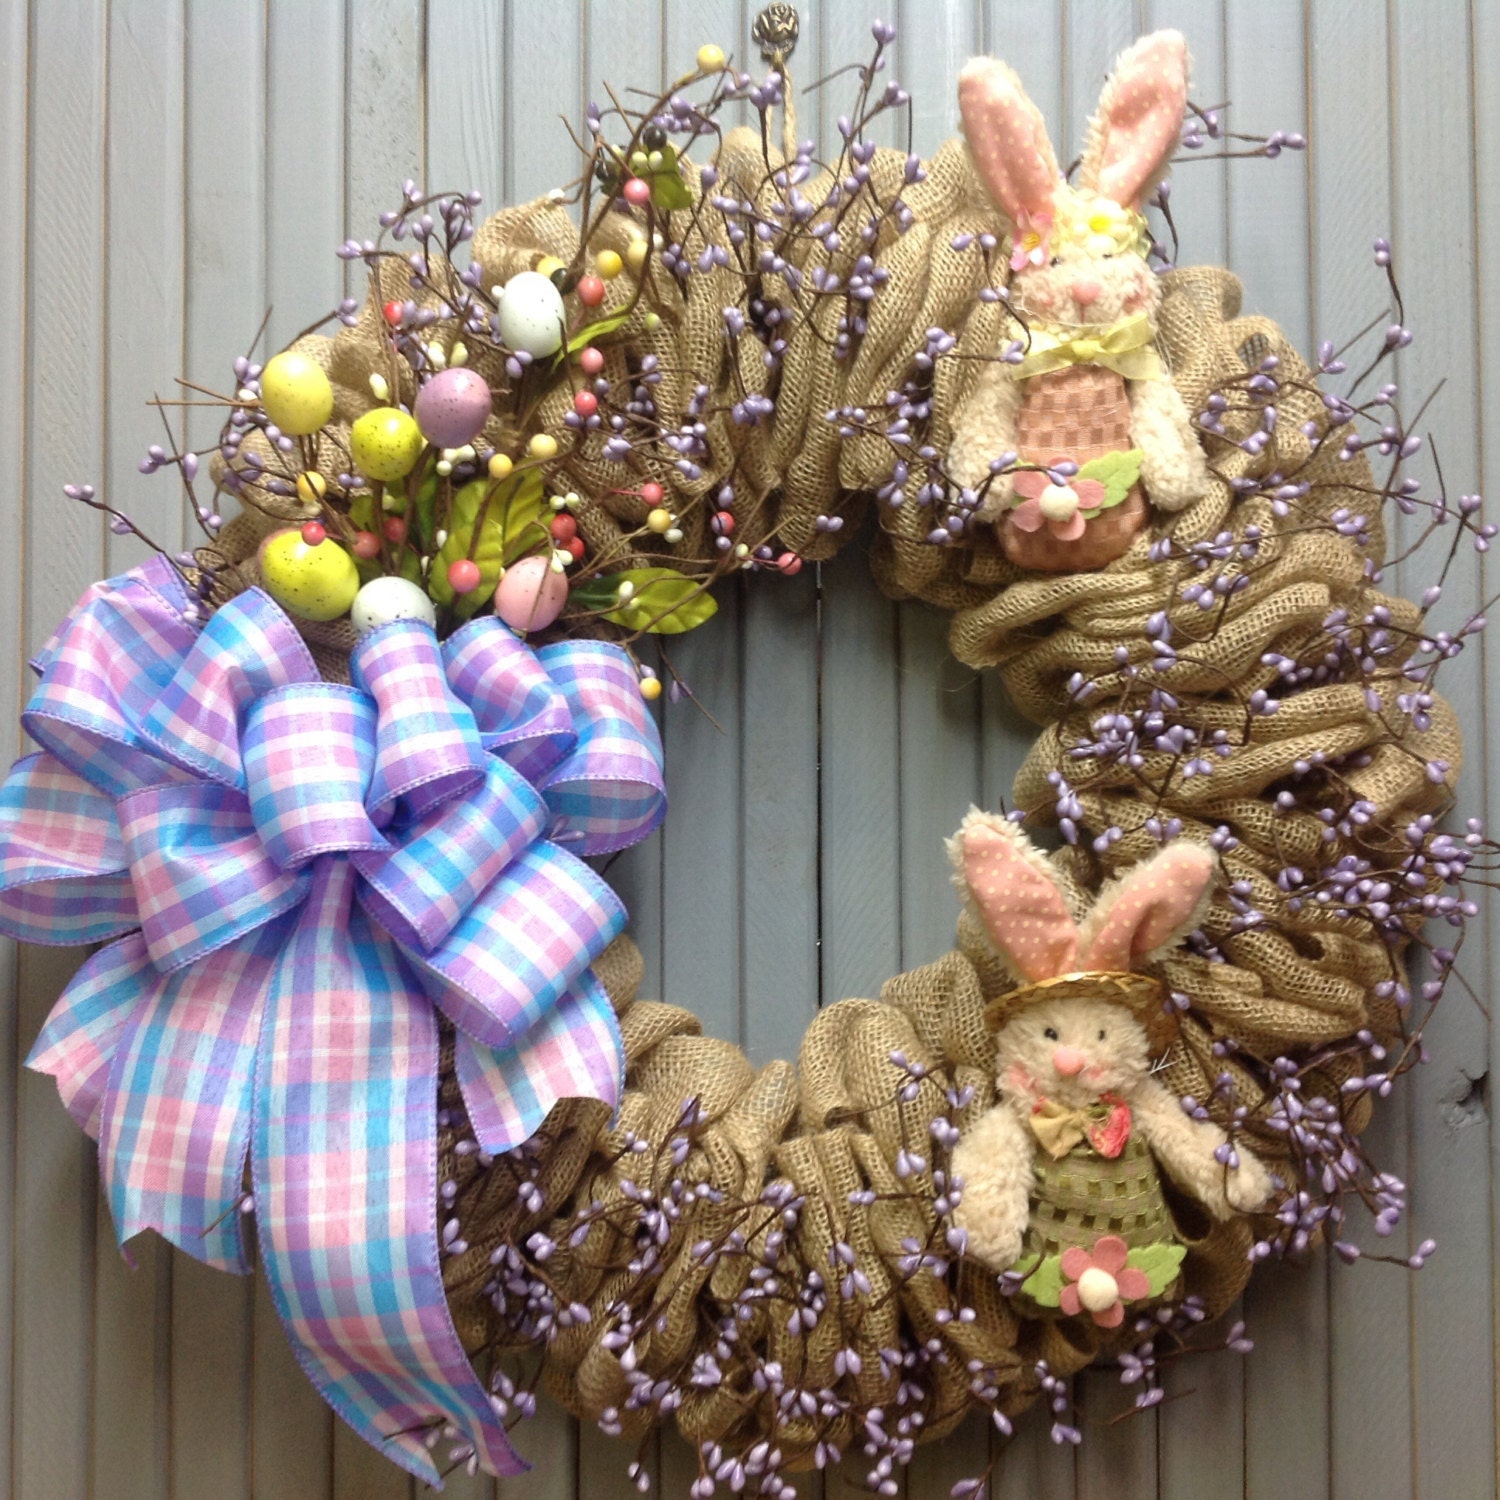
[414,367,493,449]
[494,555,569,633]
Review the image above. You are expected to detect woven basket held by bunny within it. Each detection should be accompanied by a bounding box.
[946,811,1274,1329]
[947,31,1211,573]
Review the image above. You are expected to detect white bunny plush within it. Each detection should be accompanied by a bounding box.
[946,811,1273,1326]
[948,31,1211,574]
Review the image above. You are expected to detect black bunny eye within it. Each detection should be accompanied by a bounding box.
[1049,256,1061,267]
[1098,1029,1107,1041]
[1043,1027,1059,1040]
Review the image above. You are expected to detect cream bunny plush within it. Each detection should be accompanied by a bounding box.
[948,31,1211,574]
[947,810,1273,1326]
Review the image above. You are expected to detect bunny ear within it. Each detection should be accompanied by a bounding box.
[958,57,1060,226]
[947,809,1079,982]
[1077,842,1215,972]
[1076,30,1189,209]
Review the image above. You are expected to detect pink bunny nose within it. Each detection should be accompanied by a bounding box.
[1071,278,1102,307]
[1052,1046,1087,1077]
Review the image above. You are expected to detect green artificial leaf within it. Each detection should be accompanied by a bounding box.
[348,490,377,532]
[565,309,632,356]
[1077,448,1144,509]
[1018,1253,1065,1308]
[650,169,695,213]
[411,463,440,552]
[429,470,549,618]
[575,567,718,634]
[1125,1242,1187,1299]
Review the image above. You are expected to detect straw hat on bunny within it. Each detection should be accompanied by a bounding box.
[947,32,1211,573]
[945,810,1274,1317]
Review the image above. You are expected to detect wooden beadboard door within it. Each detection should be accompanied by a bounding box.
[1,2,1495,1496]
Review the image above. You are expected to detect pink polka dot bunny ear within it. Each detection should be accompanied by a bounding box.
[1076,29,1190,210]
[957,57,1061,229]
[947,808,1079,983]
[1076,842,1216,973]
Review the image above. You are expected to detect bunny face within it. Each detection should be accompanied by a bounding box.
[1008,229,1160,332]
[959,32,1189,328]
[994,995,1152,1110]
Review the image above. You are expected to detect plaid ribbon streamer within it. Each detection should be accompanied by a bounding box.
[0,560,666,1483]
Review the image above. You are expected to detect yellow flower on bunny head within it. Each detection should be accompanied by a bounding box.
[1050,186,1150,261]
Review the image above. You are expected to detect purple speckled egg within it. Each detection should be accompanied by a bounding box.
[414,367,493,449]
[495,555,569,633]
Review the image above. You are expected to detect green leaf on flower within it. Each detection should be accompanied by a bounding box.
[1125,1242,1186,1298]
[565,310,632,356]
[1017,1252,1064,1308]
[411,464,440,552]
[650,170,695,213]
[428,470,548,619]
[1077,448,1143,509]
[573,567,718,634]
[348,491,377,532]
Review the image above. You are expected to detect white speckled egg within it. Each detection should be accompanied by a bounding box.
[496,271,567,358]
[350,576,438,638]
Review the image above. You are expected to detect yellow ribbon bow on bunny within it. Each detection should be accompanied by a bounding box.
[1028,1094,1133,1160]
[1010,311,1164,382]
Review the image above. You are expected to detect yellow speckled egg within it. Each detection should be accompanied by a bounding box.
[258,528,360,621]
[259,351,335,436]
[350,406,424,482]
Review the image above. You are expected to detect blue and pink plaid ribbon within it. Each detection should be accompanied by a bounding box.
[0,556,665,1483]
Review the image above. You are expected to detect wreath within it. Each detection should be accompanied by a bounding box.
[0,17,1485,1494]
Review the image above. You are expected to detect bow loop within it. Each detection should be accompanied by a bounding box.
[242,685,388,868]
[139,588,320,789]
[355,757,547,953]
[1010,311,1163,381]
[407,840,625,1049]
[536,641,667,854]
[23,556,200,796]
[355,620,487,821]
[0,753,137,944]
[443,616,577,781]
[117,782,311,971]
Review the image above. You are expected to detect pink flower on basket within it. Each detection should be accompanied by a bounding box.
[1010,465,1106,541]
[1058,1235,1151,1327]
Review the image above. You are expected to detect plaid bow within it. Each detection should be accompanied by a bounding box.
[0,556,665,1483]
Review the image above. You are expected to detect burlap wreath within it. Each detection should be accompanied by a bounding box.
[196,126,1457,1464]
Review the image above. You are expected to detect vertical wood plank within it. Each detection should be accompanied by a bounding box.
[0,0,30,1493]
[251,1277,333,1500]
[427,0,509,216]
[1474,0,1500,1488]
[104,0,188,577]
[16,0,109,1494]
[1144,0,1228,270]
[821,552,903,1003]
[1388,2,1496,1494]
[507,0,586,205]
[1302,7,1415,1499]
[1223,0,1311,337]
[267,0,347,357]
[13,948,99,1500]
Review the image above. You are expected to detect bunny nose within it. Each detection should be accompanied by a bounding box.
[1071,278,1102,306]
[1052,1046,1087,1077]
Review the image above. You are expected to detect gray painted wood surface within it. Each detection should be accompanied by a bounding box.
[2,1,1496,1494]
